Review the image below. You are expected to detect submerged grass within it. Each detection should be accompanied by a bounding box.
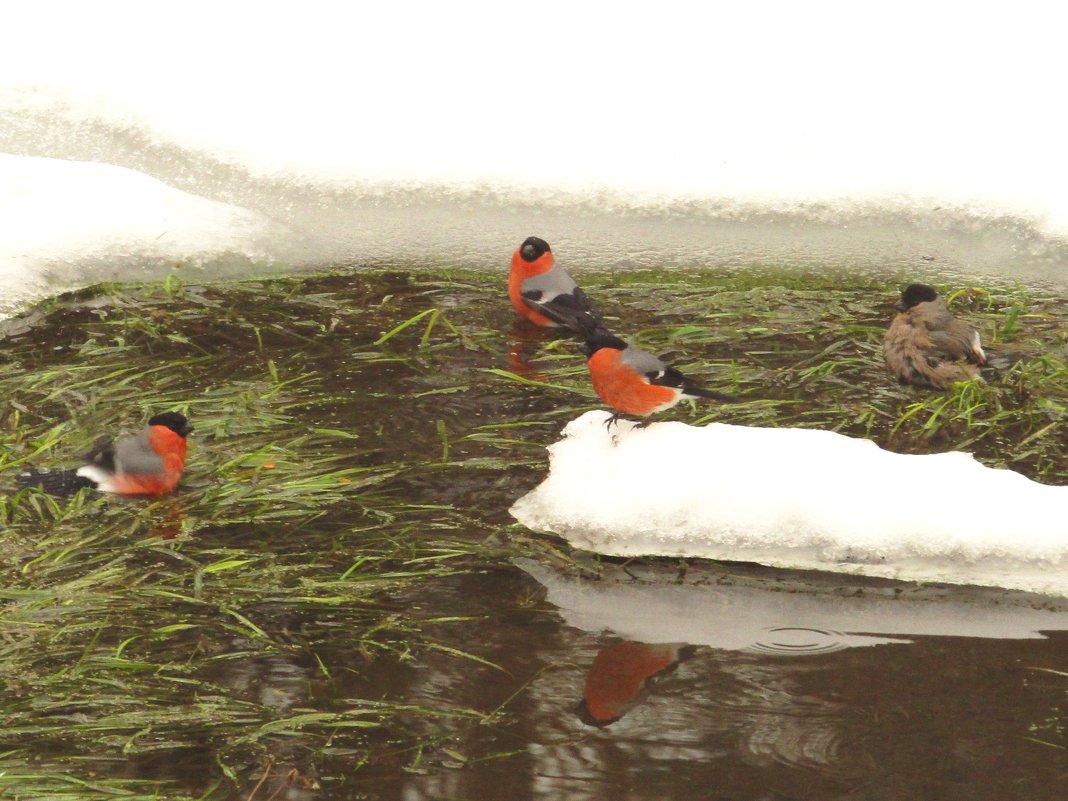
[0,266,1065,797]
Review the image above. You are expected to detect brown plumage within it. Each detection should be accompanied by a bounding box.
[883,283,986,389]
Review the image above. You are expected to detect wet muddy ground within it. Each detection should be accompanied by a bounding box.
[0,267,1065,799]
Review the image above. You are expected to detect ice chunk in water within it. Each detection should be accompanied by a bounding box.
[511,411,1068,595]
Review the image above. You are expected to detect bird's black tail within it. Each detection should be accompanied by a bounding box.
[685,385,740,403]
[15,468,96,496]
[574,312,614,341]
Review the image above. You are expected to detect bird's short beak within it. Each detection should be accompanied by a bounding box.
[181,424,195,437]
[893,300,907,312]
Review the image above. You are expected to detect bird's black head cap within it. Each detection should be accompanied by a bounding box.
[896,283,938,311]
[149,411,194,437]
[579,332,628,358]
[575,698,619,728]
[519,236,551,263]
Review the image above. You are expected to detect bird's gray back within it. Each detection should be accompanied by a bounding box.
[113,429,164,475]
[522,265,579,298]
[621,345,667,378]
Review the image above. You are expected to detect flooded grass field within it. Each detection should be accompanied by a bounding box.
[0,265,1066,799]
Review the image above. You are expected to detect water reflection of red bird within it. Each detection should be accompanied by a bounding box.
[148,503,186,540]
[506,320,552,382]
[578,640,695,727]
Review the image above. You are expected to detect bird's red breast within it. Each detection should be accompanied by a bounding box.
[112,424,188,497]
[588,348,679,416]
[508,246,557,327]
[110,472,182,497]
[583,641,680,724]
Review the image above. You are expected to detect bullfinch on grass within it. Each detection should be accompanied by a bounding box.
[581,332,737,424]
[883,283,986,389]
[16,411,193,497]
[509,236,610,336]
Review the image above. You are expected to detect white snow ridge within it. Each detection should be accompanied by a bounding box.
[0,153,274,317]
[510,411,1068,596]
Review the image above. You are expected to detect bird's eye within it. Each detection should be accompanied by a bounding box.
[521,244,537,261]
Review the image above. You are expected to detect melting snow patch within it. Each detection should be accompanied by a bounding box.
[0,153,272,317]
[510,411,1068,595]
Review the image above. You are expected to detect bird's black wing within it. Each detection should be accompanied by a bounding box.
[522,287,610,336]
[84,437,117,472]
[647,365,687,388]
[650,366,738,402]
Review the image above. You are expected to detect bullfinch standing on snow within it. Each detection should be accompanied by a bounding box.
[883,283,986,389]
[16,411,193,497]
[581,332,737,423]
[509,236,610,336]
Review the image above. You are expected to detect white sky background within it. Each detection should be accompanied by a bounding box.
[3,1,1066,220]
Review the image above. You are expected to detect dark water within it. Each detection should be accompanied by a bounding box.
[2,268,1067,800]
[133,564,1068,801]
[191,564,1068,801]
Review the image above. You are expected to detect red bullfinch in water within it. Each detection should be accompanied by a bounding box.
[577,641,695,727]
[16,411,193,497]
[883,283,986,389]
[581,332,737,424]
[509,236,609,336]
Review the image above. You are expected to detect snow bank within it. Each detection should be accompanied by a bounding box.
[0,5,1067,310]
[0,154,274,316]
[2,5,1066,229]
[510,412,1068,595]
[517,559,1068,652]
